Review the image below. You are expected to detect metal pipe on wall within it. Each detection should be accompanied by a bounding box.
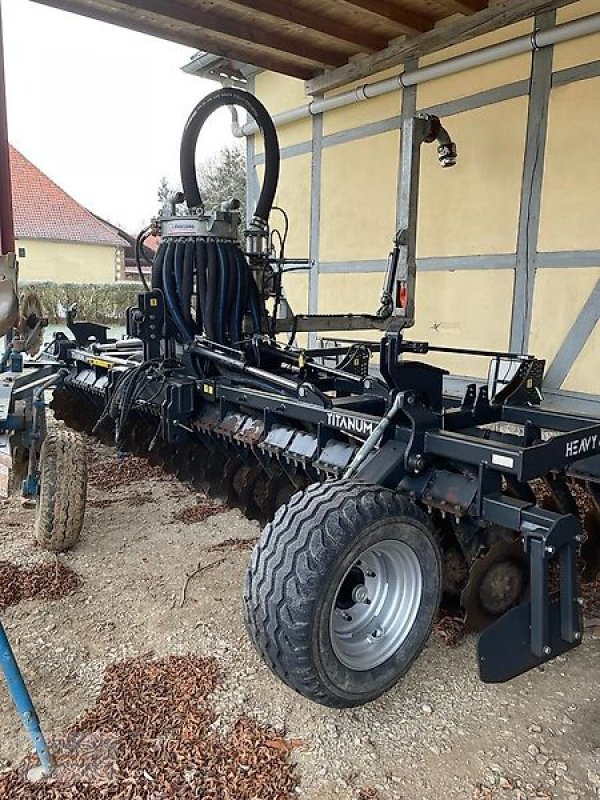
[236,12,600,137]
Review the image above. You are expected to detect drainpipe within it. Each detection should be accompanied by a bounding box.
[236,11,600,137]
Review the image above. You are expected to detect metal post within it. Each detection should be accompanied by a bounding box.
[308,96,323,347]
[0,0,14,256]
[0,621,54,776]
[510,10,555,353]
[393,114,429,327]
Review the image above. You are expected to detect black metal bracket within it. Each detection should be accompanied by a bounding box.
[479,494,583,681]
[127,290,166,361]
[66,304,111,346]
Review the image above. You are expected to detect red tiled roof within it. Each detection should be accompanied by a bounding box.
[9,145,127,247]
[144,233,160,252]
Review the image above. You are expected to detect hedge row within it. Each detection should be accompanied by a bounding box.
[22,282,141,325]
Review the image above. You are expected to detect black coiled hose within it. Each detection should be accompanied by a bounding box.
[180,87,280,225]
[151,88,280,345]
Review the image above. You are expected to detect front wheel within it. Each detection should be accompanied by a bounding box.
[34,423,87,552]
[244,480,442,707]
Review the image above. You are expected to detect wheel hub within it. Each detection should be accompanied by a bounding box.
[330,539,423,672]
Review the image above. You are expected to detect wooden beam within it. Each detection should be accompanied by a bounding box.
[438,0,489,14]
[113,0,347,67]
[225,0,389,53]
[306,0,575,94]
[31,0,317,79]
[339,0,433,34]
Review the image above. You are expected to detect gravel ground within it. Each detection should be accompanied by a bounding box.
[1,439,599,799]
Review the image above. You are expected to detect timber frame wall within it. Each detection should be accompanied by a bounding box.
[246,1,600,416]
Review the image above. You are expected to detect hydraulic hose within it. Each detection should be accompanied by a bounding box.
[215,243,230,345]
[181,240,195,332]
[180,87,280,225]
[162,240,194,343]
[151,241,167,292]
[227,244,243,345]
[134,226,152,291]
[248,276,264,335]
[204,240,220,343]
[232,247,250,344]
[173,240,185,307]
[195,239,207,334]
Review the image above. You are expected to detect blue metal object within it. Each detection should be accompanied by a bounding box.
[0,347,22,374]
[0,621,54,775]
[21,472,39,497]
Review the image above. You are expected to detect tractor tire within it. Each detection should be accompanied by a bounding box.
[34,424,87,552]
[244,480,442,707]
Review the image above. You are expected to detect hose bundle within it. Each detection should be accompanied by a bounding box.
[151,238,266,346]
[147,86,279,347]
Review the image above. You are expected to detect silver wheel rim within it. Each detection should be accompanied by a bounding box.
[329,538,423,671]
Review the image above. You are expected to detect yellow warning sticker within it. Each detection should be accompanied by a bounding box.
[89,358,112,369]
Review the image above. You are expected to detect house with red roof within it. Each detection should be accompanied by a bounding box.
[10,145,128,283]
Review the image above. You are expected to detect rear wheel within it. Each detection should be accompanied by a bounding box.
[244,480,442,707]
[34,423,87,552]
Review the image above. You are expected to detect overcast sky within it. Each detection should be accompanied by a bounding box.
[2,0,234,232]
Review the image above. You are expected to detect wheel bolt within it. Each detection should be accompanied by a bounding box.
[352,585,369,604]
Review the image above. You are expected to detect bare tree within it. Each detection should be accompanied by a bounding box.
[197,145,247,226]
[156,144,247,226]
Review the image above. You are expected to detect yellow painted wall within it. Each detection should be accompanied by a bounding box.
[318,272,382,315]
[554,0,600,71]
[539,78,600,252]
[417,20,533,109]
[406,269,515,378]
[417,98,528,257]
[320,131,399,261]
[254,72,312,152]
[529,267,600,366]
[323,67,403,136]
[16,239,118,283]
[563,320,600,393]
[257,152,312,259]
[253,10,600,397]
[283,272,309,315]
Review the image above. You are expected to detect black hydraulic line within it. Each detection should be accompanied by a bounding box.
[162,240,194,342]
[151,240,167,291]
[181,240,195,331]
[422,344,532,359]
[222,242,237,343]
[215,243,229,344]
[248,275,265,334]
[173,239,185,303]
[225,243,241,344]
[232,246,250,343]
[204,240,219,342]
[180,87,279,225]
[134,226,151,291]
[191,342,299,392]
[195,239,207,334]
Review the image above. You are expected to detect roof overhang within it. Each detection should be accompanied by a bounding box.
[181,51,258,85]
[31,0,578,94]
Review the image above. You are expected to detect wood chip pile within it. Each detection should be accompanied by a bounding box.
[88,453,172,492]
[172,499,228,525]
[0,560,80,612]
[0,654,298,799]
